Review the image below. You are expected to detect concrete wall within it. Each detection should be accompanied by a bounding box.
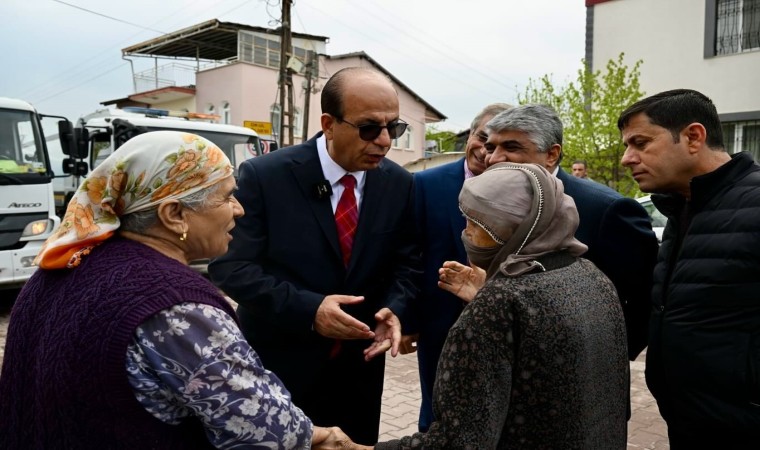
[197,62,317,144]
[404,152,463,173]
[592,0,760,115]
[151,97,196,112]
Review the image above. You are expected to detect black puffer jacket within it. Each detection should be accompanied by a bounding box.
[647,152,760,440]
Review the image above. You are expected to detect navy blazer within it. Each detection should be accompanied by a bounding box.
[413,159,469,341]
[557,168,659,359]
[412,159,470,429]
[209,134,421,396]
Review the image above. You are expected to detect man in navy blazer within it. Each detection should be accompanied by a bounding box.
[478,104,659,360]
[442,104,658,358]
[209,68,421,445]
[411,103,511,432]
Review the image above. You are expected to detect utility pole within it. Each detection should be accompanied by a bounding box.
[302,51,316,139]
[278,0,294,147]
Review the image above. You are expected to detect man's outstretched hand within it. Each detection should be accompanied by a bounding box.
[314,295,375,340]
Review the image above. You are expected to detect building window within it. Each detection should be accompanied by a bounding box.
[239,31,314,73]
[723,119,760,160]
[393,125,413,150]
[293,107,303,138]
[270,104,281,140]
[206,104,216,121]
[715,0,760,55]
[222,102,231,124]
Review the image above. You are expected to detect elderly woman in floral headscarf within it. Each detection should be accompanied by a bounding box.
[0,131,352,450]
[374,163,629,450]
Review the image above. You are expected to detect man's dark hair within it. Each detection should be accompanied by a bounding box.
[617,89,724,149]
[321,67,386,118]
[572,159,587,168]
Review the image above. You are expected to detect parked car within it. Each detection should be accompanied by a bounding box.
[636,195,666,243]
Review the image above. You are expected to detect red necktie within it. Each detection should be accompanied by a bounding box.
[335,174,358,267]
[329,175,358,359]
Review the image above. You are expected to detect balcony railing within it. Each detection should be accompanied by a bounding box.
[132,59,237,93]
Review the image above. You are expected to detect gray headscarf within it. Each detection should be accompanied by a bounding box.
[458,162,587,278]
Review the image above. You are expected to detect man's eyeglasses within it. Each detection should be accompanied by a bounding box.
[336,117,409,142]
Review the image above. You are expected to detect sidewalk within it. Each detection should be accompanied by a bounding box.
[379,351,670,449]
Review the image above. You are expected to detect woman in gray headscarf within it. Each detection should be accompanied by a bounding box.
[373,162,629,449]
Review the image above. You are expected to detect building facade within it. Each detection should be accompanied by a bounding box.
[587,0,760,159]
[105,20,446,166]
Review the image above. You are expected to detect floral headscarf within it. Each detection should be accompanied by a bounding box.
[35,131,234,269]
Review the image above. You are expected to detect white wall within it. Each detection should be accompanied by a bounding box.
[593,0,760,114]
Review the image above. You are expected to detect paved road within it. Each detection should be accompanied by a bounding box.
[0,298,668,448]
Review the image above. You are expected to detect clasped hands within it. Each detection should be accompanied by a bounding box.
[311,426,373,450]
[314,295,401,361]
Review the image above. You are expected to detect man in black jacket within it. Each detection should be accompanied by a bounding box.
[619,89,760,449]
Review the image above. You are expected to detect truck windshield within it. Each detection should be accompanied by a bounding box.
[0,108,49,184]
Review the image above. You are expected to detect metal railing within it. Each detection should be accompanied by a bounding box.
[716,0,760,55]
[132,59,237,93]
[723,119,760,161]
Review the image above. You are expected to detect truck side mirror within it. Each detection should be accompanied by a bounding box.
[74,160,88,176]
[61,158,88,176]
[58,120,76,157]
[72,127,89,159]
[62,157,75,174]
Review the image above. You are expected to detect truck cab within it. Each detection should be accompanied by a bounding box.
[0,98,62,289]
[81,107,262,172]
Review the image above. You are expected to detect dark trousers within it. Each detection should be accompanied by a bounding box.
[294,340,386,445]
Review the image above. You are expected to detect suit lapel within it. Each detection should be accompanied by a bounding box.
[291,142,342,262]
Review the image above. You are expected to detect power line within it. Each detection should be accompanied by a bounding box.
[27,0,256,108]
[351,1,521,94]
[294,3,512,100]
[52,0,165,34]
[34,62,129,104]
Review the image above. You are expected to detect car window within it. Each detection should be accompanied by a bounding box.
[639,199,667,228]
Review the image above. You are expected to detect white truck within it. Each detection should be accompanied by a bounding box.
[0,97,74,290]
[54,107,263,214]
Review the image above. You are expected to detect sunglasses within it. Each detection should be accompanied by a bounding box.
[336,117,409,141]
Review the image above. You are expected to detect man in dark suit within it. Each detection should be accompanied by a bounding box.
[208,67,421,445]
[410,103,511,432]
[441,104,658,361]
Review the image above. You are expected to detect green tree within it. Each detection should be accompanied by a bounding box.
[518,53,644,197]
[425,125,458,153]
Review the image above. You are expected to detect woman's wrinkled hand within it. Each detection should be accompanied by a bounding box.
[437,260,485,303]
[312,426,373,449]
